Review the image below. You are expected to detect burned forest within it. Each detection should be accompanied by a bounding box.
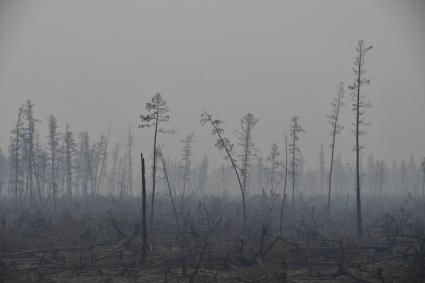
[1,1,425,283]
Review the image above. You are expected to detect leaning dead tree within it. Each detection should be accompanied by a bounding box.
[139,93,172,228]
[348,39,373,238]
[327,82,345,218]
[158,147,180,227]
[200,112,246,231]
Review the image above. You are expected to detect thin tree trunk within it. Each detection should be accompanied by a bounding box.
[150,104,159,229]
[159,151,180,227]
[355,49,363,238]
[279,137,288,235]
[141,153,148,263]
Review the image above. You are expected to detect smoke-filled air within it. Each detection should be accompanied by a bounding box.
[0,1,425,282]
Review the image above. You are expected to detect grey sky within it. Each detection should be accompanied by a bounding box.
[1,0,424,168]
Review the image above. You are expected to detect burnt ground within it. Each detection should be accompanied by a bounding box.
[0,194,424,283]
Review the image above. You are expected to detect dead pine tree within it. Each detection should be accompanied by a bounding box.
[127,126,134,196]
[140,152,148,263]
[327,82,345,219]
[348,39,373,238]
[421,158,425,198]
[264,143,281,222]
[47,114,60,200]
[180,133,194,208]
[9,106,24,210]
[236,113,258,201]
[23,100,39,206]
[64,124,76,200]
[289,115,304,206]
[279,135,289,235]
[139,93,172,228]
[200,112,246,231]
[94,129,110,195]
[319,144,325,195]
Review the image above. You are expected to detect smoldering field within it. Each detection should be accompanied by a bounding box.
[0,86,425,282]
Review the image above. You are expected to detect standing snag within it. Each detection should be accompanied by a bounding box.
[327,82,345,218]
[180,133,195,206]
[348,39,373,238]
[289,115,304,206]
[139,93,172,228]
[9,107,24,210]
[236,113,258,199]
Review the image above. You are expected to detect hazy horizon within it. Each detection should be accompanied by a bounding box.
[1,0,424,168]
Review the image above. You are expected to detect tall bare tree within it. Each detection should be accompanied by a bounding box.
[421,158,425,198]
[348,39,373,238]
[279,135,289,235]
[95,129,110,195]
[289,115,304,206]
[236,113,258,198]
[78,132,91,198]
[327,82,345,217]
[139,93,171,227]
[47,115,60,200]
[9,106,24,209]
[64,124,76,200]
[23,100,39,205]
[264,143,281,221]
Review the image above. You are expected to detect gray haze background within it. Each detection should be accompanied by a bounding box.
[0,0,424,169]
